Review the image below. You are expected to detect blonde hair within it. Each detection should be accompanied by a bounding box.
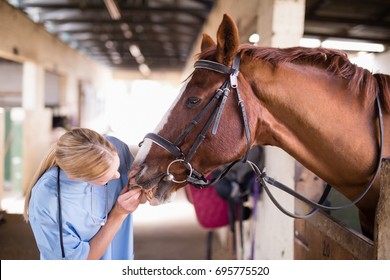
[23,128,117,222]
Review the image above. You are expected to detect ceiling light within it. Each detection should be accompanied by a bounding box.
[129,44,141,57]
[123,30,132,39]
[105,40,114,49]
[299,38,321,48]
[249,33,260,44]
[128,44,150,75]
[139,64,151,77]
[135,55,145,64]
[321,39,385,53]
[120,23,129,31]
[135,25,144,33]
[104,0,121,20]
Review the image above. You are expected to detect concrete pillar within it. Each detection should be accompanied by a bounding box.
[257,0,305,47]
[63,74,79,126]
[22,62,45,111]
[0,109,4,209]
[22,109,51,194]
[21,61,52,194]
[253,0,306,260]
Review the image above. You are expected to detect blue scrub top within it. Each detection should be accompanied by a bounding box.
[29,136,134,260]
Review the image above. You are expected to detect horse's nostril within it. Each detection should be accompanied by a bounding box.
[128,163,146,179]
[128,168,139,179]
[128,182,142,190]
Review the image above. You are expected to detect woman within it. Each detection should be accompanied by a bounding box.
[23,128,142,260]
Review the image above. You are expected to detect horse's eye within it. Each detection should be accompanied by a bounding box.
[186,97,201,108]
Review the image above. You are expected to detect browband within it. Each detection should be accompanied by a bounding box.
[194,60,233,74]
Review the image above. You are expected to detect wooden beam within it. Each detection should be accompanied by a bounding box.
[295,208,374,259]
[374,158,390,259]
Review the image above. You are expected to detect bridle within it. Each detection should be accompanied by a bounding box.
[140,53,385,219]
[140,54,251,188]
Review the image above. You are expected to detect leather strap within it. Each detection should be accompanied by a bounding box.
[143,133,183,158]
[194,60,233,74]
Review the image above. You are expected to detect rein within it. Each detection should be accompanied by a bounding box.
[257,96,384,218]
[140,54,385,219]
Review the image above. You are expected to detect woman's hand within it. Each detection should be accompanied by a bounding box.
[88,186,141,260]
[114,186,142,216]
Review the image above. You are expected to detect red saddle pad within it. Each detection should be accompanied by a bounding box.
[186,184,229,229]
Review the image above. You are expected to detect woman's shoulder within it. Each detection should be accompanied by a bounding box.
[105,135,134,168]
[30,167,59,214]
[33,167,58,195]
[105,135,126,149]
[105,135,132,157]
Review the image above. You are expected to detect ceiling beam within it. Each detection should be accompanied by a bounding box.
[303,31,390,45]
[20,3,211,15]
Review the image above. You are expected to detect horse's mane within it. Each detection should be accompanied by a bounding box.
[198,45,390,112]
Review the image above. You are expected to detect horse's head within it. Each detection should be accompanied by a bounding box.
[129,14,259,205]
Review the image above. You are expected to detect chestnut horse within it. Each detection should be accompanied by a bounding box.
[129,14,390,238]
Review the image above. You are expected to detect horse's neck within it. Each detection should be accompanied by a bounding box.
[247,62,378,191]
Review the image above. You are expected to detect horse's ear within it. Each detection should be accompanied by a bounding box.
[201,33,216,52]
[216,14,239,66]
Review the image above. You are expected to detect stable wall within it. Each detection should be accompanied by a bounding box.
[0,1,112,194]
[0,109,4,207]
[0,1,110,87]
[0,1,111,119]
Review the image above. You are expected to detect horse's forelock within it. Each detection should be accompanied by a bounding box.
[197,46,217,61]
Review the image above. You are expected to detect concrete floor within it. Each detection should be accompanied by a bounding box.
[133,190,208,260]
[0,211,39,260]
[0,189,231,260]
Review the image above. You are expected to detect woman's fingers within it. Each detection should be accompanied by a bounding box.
[116,188,142,213]
[121,188,142,201]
